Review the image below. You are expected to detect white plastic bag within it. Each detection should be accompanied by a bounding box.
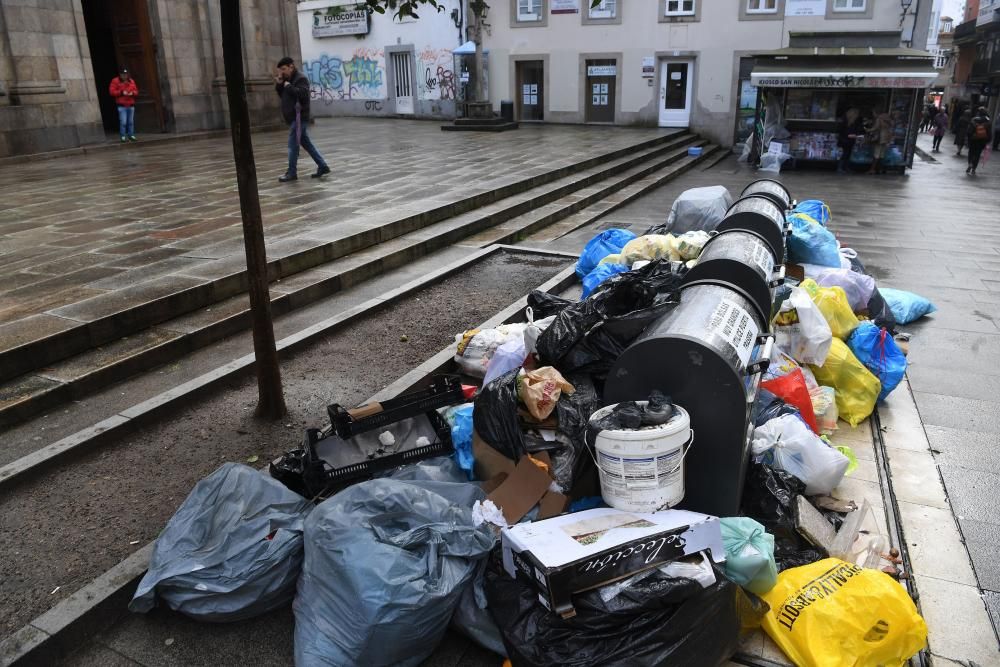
[773,287,833,366]
[751,414,850,495]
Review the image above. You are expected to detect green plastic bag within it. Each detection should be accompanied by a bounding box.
[719,517,778,596]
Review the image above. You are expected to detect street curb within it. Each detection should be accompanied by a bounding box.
[0,258,578,667]
[0,246,573,492]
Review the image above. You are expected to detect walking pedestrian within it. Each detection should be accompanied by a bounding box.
[866,108,892,175]
[274,56,330,183]
[932,107,949,152]
[837,107,863,173]
[955,108,972,156]
[108,67,138,143]
[966,107,992,175]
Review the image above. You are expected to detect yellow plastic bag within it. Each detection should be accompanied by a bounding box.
[809,338,880,427]
[801,279,859,340]
[620,235,678,265]
[761,558,927,667]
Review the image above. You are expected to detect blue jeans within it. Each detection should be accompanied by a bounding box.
[287,121,327,176]
[117,105,135,138]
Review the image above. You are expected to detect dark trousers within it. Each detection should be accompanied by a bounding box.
[968,141,987,170]
[932,134,944,151]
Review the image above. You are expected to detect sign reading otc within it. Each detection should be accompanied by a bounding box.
[313,5,369,38]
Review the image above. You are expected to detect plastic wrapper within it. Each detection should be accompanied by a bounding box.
[752,414,851,495]
[294,478,494,667]
[879,288,937,324]
[534,260,683,376]
[576,229,636,279]
[761,558,928,667]
[741,461,825,572]
[720,517,778,596]
[847,321,907,401]
[473,370,526,460]
[809,338,881,427]
[484,563,766,667]
[130,463,312,622]
[518,367,575,421]
[773,286,833,366]
[648,185,733,235]
[801,278,860,340]
[788,213,841,268]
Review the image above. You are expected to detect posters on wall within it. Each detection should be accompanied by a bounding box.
[784,0,825,16]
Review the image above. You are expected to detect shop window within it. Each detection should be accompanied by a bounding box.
[665,0,696,16]
[833,0,866,12]
[589,0,617,19]
[747,0,777,13]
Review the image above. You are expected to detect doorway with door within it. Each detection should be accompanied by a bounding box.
[82,0,166,135]
[389,49,416,115]
[515,60,544,121]
[585,59,616,123]
[659,58,694,127]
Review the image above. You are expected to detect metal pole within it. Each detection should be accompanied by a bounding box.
[220,0,287,419]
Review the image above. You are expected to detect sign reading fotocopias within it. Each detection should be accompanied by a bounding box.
[312,5,369,38]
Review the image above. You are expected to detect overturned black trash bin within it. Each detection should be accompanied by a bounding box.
[604,283,774,517]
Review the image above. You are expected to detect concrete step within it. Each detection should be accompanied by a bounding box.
[0,134,705,429]
[0,130,689,386]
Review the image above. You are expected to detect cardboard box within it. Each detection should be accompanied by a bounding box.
[501,507,725,617]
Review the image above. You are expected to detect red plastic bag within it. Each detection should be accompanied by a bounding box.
[761,369,819,434]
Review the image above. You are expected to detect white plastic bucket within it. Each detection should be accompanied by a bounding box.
[589,401,693,512]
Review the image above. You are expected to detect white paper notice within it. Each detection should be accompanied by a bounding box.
[708,298,760,367]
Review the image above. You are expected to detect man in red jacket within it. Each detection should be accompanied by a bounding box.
[109,67,138,142]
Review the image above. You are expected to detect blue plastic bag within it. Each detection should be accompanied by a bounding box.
[848,321,907,401]
[787,213,841,267]
[793,200,831,226]
[449,404,475,480]
[719,517,778,596]
[879,288,937,324]
[576,229,636,279]
[581,263,630,298]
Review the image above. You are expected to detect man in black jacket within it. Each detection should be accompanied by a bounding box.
[275,56,330,182]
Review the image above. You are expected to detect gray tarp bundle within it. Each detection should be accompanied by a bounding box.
[293,475,495,667]
[129,463,313,622]
[650,185,734,235]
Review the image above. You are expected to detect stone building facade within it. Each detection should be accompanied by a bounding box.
[0,0,301,159]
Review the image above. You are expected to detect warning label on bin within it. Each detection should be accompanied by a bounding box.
[744,241,773,279]
[708,298,760,367]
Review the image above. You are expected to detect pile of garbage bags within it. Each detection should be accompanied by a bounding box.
[129,184,931,667]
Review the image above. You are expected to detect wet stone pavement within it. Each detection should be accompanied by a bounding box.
[0,118,670,342]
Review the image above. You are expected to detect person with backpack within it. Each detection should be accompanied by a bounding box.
[966,107,992,175]
[274,56,330,183]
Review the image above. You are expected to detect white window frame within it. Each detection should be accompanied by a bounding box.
[746,0,778,13]
[589,0,617,19]
[832,0,867,13]
[664,0,696,16]
[518,0,543,21]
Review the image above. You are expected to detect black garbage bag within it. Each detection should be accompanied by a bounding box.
[741,461,823,572]
[535,261,683,376]
[473,369,526,461]
[751,388,802,427]
[550,373,601,496]
[526,291,573,319]
[484,564,766,667]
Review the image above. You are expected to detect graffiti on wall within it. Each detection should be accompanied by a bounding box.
[303,49,386,102]
[417,48,456,101]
